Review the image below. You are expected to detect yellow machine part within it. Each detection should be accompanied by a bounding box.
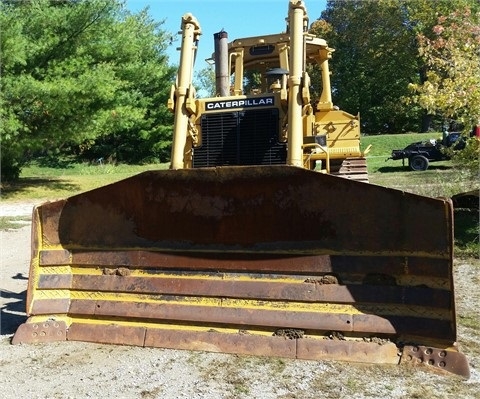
[12,166,469,378]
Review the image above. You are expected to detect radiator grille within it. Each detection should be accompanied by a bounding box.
[193,109,286,167]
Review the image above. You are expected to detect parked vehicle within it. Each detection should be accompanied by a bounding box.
[388,132,465,171]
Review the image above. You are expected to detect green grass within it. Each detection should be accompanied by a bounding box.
[361,132,440,157]
[364,132,477,197]
[362,131,451,177]
[454,209,480,258]
[1,162,169,201]
[0,216,31,230]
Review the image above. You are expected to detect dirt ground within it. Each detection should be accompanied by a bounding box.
[1,201,479,399]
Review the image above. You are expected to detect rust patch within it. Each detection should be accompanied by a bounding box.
[11,319,67,344]
[296,338,399,364]
[144,328,297,358]
[67,323,146,346]
[400,345,470,379]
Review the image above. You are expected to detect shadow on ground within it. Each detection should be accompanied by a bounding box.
[377,164,451,173]
[1,177,80,200]
[1,285,27,335]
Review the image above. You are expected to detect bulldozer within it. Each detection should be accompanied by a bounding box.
[13,0,469,379]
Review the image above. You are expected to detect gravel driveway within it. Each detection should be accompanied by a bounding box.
[1,201,479,399]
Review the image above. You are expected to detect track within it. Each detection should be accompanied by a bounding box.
[330,157,369,183]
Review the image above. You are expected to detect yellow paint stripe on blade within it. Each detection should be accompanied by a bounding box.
[68,316,254,334]
[26,290,451,319]
[40,266,72,274]
[34,290,71,300]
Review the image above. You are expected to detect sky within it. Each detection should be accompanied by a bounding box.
[126,0,328,71]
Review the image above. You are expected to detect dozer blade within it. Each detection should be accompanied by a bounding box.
[13,166,469,378]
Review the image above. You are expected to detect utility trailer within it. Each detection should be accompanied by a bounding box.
[388,132,465,171]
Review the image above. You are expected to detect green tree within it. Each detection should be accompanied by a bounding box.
[401,0,479,131]
[312,0,479,134]
[0,0,176,181]
[408,8,480,127]
[194,66,216,97]
[313,0,421,133]
[408,6,480,176]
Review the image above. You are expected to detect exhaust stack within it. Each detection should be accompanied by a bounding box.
[214,30,229,97]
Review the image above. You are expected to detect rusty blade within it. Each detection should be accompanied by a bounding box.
[14,165,465,378]
[37,166,453,255]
